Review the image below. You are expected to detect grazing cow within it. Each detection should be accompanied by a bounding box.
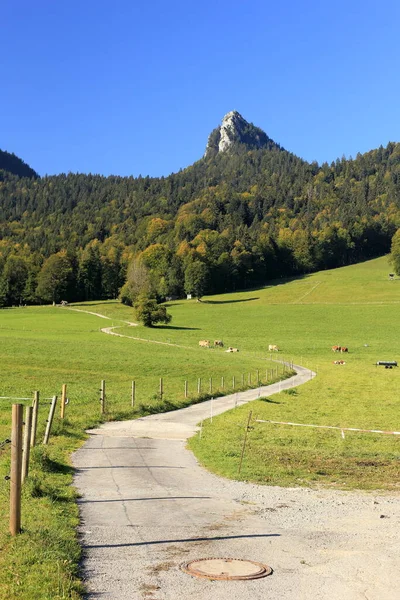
[214,340,224,347]
[333,360,346,365]
[199,340,210,348]
[226,347,239,352]
[332,345,341,352]
[268,344,279,352]
[340,346,348,353]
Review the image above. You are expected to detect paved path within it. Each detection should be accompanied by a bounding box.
[73,365,400,600]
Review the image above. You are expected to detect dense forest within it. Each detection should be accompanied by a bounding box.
[1,113,400,308]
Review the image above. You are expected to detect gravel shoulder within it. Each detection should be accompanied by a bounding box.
[73,365,400,600]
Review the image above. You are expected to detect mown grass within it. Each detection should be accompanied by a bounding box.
[0,255,399,598]
[186,257,400,490]
[0,300,281,599]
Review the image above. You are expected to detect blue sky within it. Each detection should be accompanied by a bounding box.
[2,0,400,177]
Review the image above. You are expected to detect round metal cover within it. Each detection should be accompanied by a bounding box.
[181,558,272,580]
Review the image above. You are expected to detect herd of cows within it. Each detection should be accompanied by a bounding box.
[198,340,239,352]
[198,339,351,367]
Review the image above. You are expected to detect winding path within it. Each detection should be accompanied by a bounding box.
[73,364,400,600]
[63,306,193,350]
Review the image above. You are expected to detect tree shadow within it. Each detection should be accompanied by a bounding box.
[205,297,259,304]
[71,301,120,307]
[154,325,200,330]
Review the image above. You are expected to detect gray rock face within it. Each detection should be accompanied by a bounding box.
[218,110,245,152]
[204,110,275,158]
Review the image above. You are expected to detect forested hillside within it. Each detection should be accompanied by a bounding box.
[1,112,400,307]
[0,149,38,179]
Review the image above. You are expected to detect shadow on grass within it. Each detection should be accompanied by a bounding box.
[153,325,200,330]
[205,297,259,304]
[260,398,281,404]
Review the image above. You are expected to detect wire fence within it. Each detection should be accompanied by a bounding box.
[0,396,54,400]
[255,419,400,436]
[0,438,11,452]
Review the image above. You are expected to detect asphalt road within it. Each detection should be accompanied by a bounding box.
[73,364,400,600]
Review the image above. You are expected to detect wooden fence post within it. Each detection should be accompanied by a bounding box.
[232,375,235,389]
[184,380,188,399]
[248,372,251,385]
[209,377,212,394]
[100,380,106,414]
[198,378,201,394]
[256,369,259,385]
[60,384,67,419]
[43,396,57,445]
[159,378,163,401]
[221,376,224,390]
[265,369,268,382]
[131,381,136,408]
[21,406,33,484]
[10,404,23,536]
[30,391,39,447]
[238,411,252,475]
[242,373,244,387]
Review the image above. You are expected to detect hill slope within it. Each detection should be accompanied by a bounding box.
[0,149,38,178]
[0,113,400,307]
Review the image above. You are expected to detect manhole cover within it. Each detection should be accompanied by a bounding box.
[181,558,273,580]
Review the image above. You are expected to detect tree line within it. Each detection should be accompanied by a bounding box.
[1,139,400,309]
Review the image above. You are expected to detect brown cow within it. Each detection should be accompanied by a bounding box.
[199,340,210,348]
[340,346,348,353]
[332,345,341,352]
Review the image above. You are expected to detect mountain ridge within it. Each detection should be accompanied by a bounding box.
[0,112,399,307]
[204,110,283,158]
[0,149,38,179]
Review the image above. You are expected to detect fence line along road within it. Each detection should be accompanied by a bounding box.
[0,396,55,401]
[255,419,400,436]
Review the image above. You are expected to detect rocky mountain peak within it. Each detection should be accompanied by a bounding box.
[204,111,279,158]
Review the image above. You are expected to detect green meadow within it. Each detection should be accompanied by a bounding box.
[0,255,399,598]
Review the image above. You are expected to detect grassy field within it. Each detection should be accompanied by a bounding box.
[0,255,399,598]
[0,296,282,599]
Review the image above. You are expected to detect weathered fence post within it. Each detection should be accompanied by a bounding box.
[209,377,213,394]
[10,404,23,536]
[100,380,106,414]
[131,381,136,408]
[265,369,268,382]
[31,391,39,447]
[43,396,57,445]
[256,369,259,385]
[184,380,188,399]
[60,383,67,419]
[238,411,253,475]
[221,376,224,390]
[232,375,235,389]
[21,405,33,484]
[242,373,244,387]
[197,378,201,394]
[159,378,163,401]
[248,372,251,385]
